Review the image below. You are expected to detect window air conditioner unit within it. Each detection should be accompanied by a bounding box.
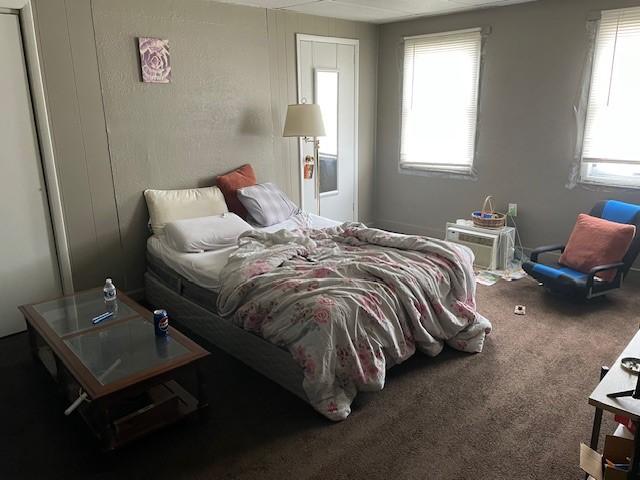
[445,223,516,271]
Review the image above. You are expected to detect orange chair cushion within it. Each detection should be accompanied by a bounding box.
[559,213,635,282]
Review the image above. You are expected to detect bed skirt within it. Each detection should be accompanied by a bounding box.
[144,271,308,402]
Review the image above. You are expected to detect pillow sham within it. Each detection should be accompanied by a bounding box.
[164,213,253,253]
[559,213,635,282]
[216,164,256,218]
[144,186,228,235]
[237,182,300,227]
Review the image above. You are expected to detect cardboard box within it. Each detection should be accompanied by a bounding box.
[580,435,633,480]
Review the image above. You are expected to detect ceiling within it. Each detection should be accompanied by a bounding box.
[213,0,538,24]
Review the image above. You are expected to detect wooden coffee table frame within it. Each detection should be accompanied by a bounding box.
[19,289,210,450]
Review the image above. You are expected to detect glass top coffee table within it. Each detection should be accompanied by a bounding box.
[20,288,209,450]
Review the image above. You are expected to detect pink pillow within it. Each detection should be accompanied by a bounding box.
[559,213,635,282]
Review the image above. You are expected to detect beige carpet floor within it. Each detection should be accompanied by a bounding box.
[2,277,639,479]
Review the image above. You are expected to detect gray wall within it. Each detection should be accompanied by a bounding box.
[32,0,377,294]
[375,0,640,248]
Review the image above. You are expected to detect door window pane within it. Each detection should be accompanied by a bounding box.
[319,154,338,193]
[316,70,338,156]
[316,70,339,194]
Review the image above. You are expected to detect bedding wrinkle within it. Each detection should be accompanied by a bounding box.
[217,223,491,420]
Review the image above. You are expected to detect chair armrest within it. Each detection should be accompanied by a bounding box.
[588,262,625,276]
[530,244,565,263]
[586,262,625,290]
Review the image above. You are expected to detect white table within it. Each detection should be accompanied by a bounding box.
[589,328,640,478]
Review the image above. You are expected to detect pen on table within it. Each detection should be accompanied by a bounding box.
[92,311,113,324]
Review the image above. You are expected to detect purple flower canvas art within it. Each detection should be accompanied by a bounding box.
[138,37,171,83]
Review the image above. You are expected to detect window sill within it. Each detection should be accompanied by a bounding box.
[399,163,475,179]
[580,177,640,190]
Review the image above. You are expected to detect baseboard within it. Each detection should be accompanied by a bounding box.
[376,218,543,250]
[359,218,375,227]
[126,287,145,303]
[525,249,640,275]
[374,218,445,239]
[375,218,536,263]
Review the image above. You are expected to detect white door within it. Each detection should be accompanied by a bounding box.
[0,13,61,337]
[297,35,358,222]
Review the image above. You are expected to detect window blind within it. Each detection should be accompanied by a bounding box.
[582,7,640,169]
[400,28,482,172]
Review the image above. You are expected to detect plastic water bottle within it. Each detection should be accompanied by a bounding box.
[103,278,117,313]
[103,278,117,301]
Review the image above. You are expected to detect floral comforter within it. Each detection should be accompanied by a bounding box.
[217,223,492,421]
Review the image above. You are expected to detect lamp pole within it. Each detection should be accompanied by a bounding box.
[305,136,320,215]
[282,102,325,215]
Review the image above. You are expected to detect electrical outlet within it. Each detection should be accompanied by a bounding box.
[508,203,518,217]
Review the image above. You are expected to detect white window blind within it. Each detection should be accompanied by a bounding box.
[400,28,482,173]
[582,7,640,187]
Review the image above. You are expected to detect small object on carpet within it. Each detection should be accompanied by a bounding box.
[514,305,526,315]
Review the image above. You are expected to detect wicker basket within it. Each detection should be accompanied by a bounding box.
[471,196,506,228]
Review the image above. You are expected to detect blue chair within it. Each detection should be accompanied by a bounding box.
[522,200,640,299]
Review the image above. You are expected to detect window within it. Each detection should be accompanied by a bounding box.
[400,28,482,173]
[581,7,640,188]
[316,70,338,157]
[315,70,339,193]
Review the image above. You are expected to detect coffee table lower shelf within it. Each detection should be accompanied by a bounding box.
[28,320,208,451]
[82,380,203,450]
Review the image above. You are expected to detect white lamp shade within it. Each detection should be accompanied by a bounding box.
[282,103,326,137]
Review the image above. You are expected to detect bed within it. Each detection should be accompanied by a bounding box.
[145,214,340,404]
[145,210,492,421]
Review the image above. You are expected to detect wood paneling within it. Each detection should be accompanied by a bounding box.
[32,0,378,293]
[33,0,123,290]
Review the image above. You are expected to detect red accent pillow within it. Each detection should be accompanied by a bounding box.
[559,213,635,282]
[216,164,256,218]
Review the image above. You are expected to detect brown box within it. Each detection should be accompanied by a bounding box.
[580,435,633,480]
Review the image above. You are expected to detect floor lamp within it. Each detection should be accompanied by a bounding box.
[282,103,326,215]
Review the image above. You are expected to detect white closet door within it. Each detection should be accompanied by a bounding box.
[0,13,61,337]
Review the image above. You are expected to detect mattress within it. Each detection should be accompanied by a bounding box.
[147,213,342,292]
[145,271,308,401]
[144,212,343,406]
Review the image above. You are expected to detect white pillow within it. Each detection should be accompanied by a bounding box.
[144,186,228,235]
[164,213,253,253]
[237,182,300,226]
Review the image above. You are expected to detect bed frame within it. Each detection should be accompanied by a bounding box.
[144,256,308,403]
